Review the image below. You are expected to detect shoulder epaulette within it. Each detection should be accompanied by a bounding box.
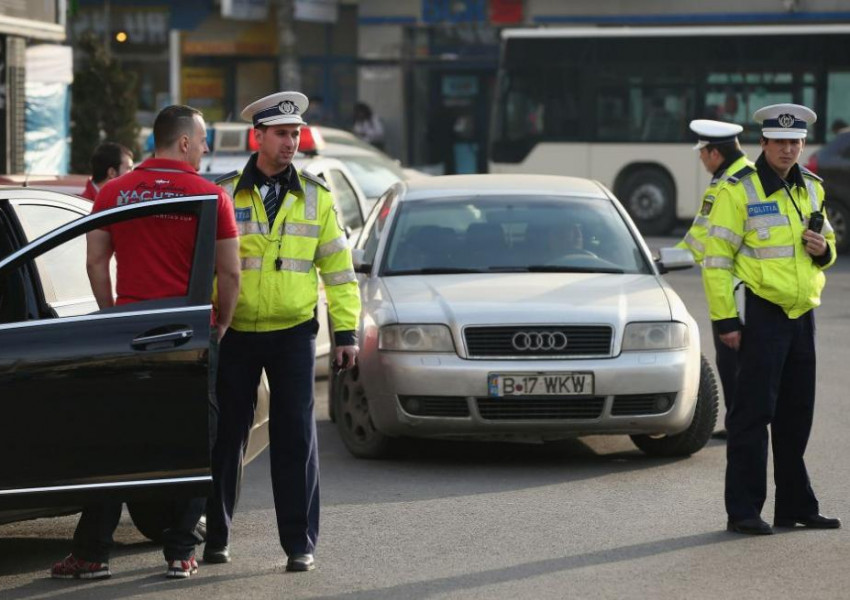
[800,165,823,182]
[726,165,756,185]
[214,170,239,185]
[300,170,330,192]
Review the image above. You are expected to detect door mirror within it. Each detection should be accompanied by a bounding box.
[352,248,371,274]
[655,247,695,273]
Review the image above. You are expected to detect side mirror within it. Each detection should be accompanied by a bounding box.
[351,248,372,274]
[655,247,696,273]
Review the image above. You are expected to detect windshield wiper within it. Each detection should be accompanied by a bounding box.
[526,265,625,274]
[385,267,486,275]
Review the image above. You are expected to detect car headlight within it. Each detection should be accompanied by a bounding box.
[379,324,455,352]
[622,322,689,351]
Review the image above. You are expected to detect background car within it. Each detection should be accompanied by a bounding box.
[805,131,850,254]
[0,189,269,540]
[330,175,719,459]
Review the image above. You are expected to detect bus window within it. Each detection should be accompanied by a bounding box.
[826,72,850,141]
[491,25,850,236]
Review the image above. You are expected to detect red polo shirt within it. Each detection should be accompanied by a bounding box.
[80,178,99,201]
[92,157,238,305]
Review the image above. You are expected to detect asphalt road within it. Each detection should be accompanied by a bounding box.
[1,236,848,599]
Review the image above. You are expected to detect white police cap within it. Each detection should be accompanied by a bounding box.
[689,119,743,150]
[241,91,309,127]
[753,103,816,139]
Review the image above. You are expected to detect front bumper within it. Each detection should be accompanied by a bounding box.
[360,349,700,440]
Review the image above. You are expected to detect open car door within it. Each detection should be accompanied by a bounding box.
[0,195,218,510]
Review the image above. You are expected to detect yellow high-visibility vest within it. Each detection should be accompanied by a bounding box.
[702,164,836,322]
[676,155,753,263]
[216,168,360,334]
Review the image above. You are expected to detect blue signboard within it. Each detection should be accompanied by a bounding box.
[422,0,486,24]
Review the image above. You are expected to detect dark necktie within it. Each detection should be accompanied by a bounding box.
[263,180,279,224]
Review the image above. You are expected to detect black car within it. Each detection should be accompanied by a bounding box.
[0,190,268,539]
[807,132,850,254]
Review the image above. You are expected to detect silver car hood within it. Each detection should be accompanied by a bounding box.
[382,273,673,326]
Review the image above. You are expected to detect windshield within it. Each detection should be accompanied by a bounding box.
[335,155,404,199]
[381,196,651,275]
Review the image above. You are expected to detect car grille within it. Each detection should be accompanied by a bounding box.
[611,393,675,416]
[464,326,612,358]
[398,396,470,417]
[475,396,605,420]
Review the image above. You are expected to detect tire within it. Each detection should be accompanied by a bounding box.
[618,169,676,236]
[127,501,171,544]
[826,199,849,254]
[332,364,394,459]
[630,354,719,457]
[128,462,242,543]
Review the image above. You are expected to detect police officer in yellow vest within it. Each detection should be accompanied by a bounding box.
[677,119,753,438]
[205,92,361,571]
[703,103,840,535]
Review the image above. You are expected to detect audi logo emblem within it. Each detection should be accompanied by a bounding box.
[511,331,568,351]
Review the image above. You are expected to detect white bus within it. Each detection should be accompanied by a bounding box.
[489,24,850,235]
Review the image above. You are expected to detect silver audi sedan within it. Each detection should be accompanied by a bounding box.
[331,175,718,458]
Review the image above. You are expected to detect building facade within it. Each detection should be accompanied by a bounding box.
[0,1,67,174]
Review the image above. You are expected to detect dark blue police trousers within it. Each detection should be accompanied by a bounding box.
[207,321,319,556]
[712,323,737,410]
[725,290,819,521]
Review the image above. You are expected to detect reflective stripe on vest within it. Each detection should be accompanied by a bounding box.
[738,244,795,259]
[237,221,270,235]
[745,214,789,231]
[321,268,356,285]
[683,232,704,254]
[803,177,834,235]
[283,222,320,238]
[305,183,318,220]
[704,256,734,270]
[709,224,743,249]
[278,258,312,273]
[241,257,263,270]
[315,235,348,260]
[693,215,709,228]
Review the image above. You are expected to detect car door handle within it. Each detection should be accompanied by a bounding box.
[131,327,194,351]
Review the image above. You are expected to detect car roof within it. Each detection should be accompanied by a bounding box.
[395,175,610,201]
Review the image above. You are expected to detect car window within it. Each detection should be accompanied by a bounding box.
[326,169,363,230]
[0,197,216,324]
[381,196,651,275]
[13,203,93,311]
[335,155,403,199]
[358,190,394,264]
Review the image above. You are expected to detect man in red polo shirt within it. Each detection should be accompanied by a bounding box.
[80,142,134,201]
[50,105,240,581]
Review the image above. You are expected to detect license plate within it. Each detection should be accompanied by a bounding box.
[488,373,594,397]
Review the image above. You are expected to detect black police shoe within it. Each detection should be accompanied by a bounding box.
[202,545,231,564]
[727,517,774,535]
[286,553,315,572]
[774,514,842,529]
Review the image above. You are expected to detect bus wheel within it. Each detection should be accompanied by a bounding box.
[619,169,676,235]
[826,199,849,254]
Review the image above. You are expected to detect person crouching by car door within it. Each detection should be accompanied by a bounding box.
[50,105,241,581]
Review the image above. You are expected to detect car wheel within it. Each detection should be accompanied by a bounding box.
[128,461,242,543]
[618,169,676,235]
[826,199,849,254]
[630,354,719,457]
[332,364,393,458]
